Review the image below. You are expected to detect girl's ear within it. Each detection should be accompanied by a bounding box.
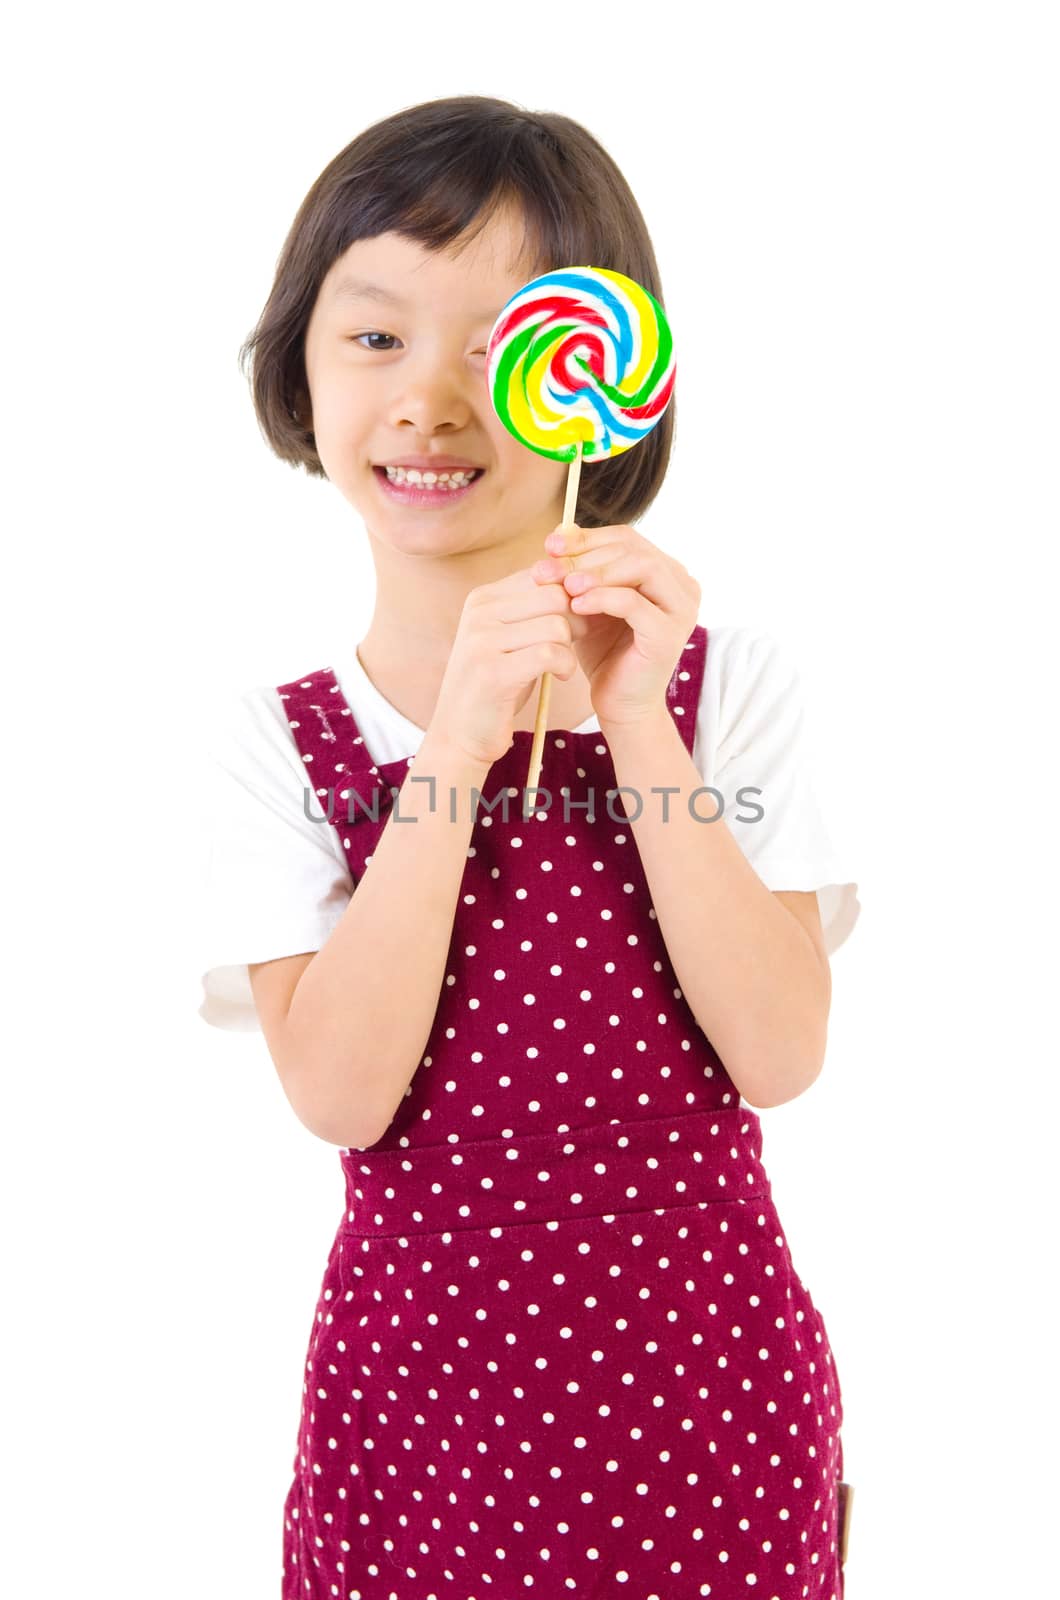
[291,388,314,437]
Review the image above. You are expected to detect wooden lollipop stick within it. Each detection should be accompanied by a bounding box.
[526,440,584,805]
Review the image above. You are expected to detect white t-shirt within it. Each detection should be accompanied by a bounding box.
[197,625,861,1032]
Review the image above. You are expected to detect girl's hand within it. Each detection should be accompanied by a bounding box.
[532,523,702,728]
[430,567,581,767]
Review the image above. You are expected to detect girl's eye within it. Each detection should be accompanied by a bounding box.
[350,334,489,357]
[352,332,399,351]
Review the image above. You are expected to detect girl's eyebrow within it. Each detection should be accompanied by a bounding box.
[331,274,499,320]
[332,275,406,305]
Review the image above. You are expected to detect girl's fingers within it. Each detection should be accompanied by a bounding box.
[546,523,637,558]
[565,551,685,616]
[555,539,627,572]
[569,584,668,644]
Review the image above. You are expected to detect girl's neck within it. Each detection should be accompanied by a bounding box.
[356,634,596,735]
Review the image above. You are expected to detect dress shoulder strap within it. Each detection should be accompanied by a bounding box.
[666,624,708,756]
[275,667,400,848]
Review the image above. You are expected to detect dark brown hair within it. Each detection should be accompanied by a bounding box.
[238,95,675,529]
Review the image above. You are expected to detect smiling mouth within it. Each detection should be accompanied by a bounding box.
[372,465,487,503]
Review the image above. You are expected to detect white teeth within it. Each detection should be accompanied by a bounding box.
[383,465,478,489]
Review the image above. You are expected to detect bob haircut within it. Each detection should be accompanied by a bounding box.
[238,95,675,530]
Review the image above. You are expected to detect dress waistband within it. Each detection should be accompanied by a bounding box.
[339,1106,771,1238]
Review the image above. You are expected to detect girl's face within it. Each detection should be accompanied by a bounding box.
[303,202,569,558]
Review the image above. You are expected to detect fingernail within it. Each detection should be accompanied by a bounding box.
[546,533,565,552]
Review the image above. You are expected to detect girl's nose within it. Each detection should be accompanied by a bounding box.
[387,364,476,434]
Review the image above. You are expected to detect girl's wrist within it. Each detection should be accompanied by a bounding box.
[418,726,493,782]
[596,704,672,740]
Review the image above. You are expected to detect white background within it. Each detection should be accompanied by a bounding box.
[4,2,1057,1595]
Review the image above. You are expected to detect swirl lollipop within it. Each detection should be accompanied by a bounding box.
[485,265,675,798]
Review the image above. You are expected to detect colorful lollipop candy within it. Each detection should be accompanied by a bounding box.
[485,265,676,798]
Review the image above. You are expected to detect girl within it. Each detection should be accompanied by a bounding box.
[199,95,860,1600]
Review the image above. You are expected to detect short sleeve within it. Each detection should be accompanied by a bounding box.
[708,628,861,958]
[197,688,354,1032]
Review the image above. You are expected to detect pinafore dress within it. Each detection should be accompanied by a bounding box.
[275,624,847,1600]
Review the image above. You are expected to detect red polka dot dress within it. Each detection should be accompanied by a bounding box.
[276,624,847,1599]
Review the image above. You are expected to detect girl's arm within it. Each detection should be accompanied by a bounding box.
[603,709,831,1109]
[264,728,491,1148]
